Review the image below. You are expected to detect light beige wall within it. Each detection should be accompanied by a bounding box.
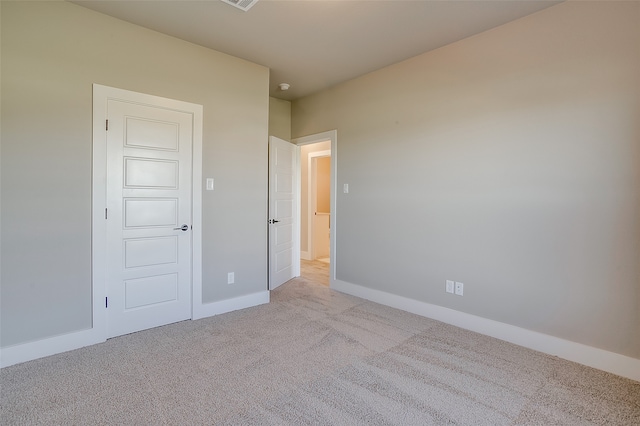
[269,97,291,141]
[292,2,640,358]
[1,1,269,347]
[316,157,331,213]
[300,141,331,254]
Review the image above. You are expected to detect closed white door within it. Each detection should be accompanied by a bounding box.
[268,136,299,289]
[105,100,193,338]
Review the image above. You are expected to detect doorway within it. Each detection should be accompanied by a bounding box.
[309,151,331,263]
[292,130,337,286]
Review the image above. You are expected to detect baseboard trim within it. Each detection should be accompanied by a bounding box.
[0,328,104,368]
[2,291,270,369]
[300,251,311,261]
[332,279,640,382]
[193,290,270,320]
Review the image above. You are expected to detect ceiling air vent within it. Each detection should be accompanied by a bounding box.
[220,0,259,12]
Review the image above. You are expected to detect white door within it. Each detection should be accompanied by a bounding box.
[105,100,193,338]
[268,136,299,289]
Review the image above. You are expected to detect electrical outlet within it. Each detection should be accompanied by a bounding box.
[455,282,464,296]
[227,272,234,284]
[446,280,455,294]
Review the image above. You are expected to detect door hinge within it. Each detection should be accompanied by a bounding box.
[105,119,109,131]
[105,208,108,219]
[105,297,108,308]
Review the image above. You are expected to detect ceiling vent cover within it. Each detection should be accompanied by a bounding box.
[220,0,259,12]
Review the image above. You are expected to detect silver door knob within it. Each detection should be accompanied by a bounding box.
[174,224,189,231]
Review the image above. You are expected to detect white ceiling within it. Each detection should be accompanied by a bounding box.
[73,0,561,101]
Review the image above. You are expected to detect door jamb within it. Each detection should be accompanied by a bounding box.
[292,130,337,285]
[92,84,203,338]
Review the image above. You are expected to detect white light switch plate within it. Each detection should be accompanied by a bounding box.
[446,280,454,294]
[343,183,349,193]
[206,178,214,191]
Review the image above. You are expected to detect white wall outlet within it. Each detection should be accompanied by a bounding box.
[227,272,235,284]
[455,281,464,296]
[446,280,455,294]
[343,183,349,194]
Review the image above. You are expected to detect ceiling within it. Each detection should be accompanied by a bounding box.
[73,0,561,101]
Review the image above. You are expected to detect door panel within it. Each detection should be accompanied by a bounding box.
[268,136,299,289]
[124,274,178,309]
[106,100,193,338]
[124,237,178,269]
[124,158,178,188]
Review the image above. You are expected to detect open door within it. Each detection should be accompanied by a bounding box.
[268,136,299,289]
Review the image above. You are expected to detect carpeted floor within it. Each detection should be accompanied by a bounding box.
[1,260,638,425]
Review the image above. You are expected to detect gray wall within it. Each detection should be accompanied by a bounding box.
[1,1,269,347]
[268,97,291,141]
[292,2,640,359]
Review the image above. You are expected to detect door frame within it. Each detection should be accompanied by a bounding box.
[308,150,331,261]
[92,84,203,338]
[292,130,337,285]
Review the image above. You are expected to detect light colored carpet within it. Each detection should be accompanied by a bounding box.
[1,261,639,425]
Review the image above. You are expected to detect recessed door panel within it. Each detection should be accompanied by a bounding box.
[276,173,293,194]
[124,199,178,228]
[275,199,293,220]
[125,273,178,309]
[125,117,179,151]
[275,145,294,171]
[124,237,178,269]
[275,249,293,273]
[275,226,293,247]
[124,158,178,189]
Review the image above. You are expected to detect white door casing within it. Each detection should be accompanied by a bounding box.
[268,136,299,289]
[93,84,203,339]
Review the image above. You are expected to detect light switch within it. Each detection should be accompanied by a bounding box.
[206,178,214,191]
[343,183,349,194]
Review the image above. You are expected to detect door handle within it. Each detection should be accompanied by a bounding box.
[174,224,189,231]
[268,219,280,224]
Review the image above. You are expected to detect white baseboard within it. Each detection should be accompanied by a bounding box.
[332,278,640,382]
[0,328,104,369]
[2,291,270,369]
[192,290,269,320]
[300,251,311,261]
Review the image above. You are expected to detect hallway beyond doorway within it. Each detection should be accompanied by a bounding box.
[300,259,329,287]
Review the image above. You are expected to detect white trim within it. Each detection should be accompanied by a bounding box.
[92,84,203,337]
[192,291,270,320]
[0,328,103,368]
[332,278,640,382]
[190,100,204,319]
[1,290,270,368]
[292,130,337,284]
